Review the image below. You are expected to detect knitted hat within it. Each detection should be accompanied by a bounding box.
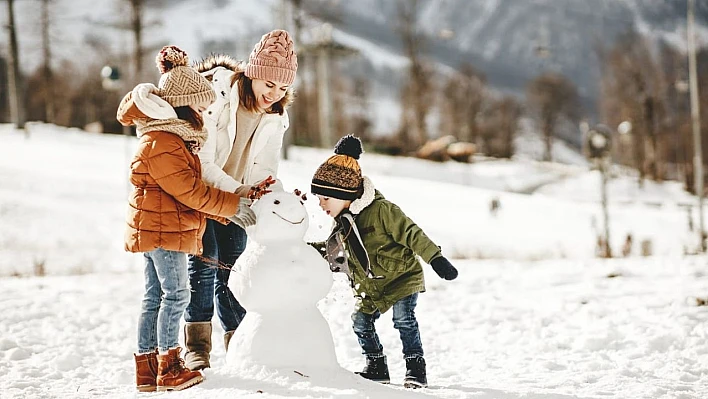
[155,45,216,108]
[311,135,364,201]
[245,30,298,86]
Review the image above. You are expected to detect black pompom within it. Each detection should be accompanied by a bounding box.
[333,135,363,160]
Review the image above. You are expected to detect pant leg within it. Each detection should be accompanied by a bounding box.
[351,309,384,357]
[149,248,190,352]
[213,222,248,332]
[137,252,161,353]
[184,220,219,323]
[391,293,424,359]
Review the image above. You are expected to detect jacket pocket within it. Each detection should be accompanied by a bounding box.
[376,252,406,273]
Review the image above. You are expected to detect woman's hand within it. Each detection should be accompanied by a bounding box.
[247,175,277,200]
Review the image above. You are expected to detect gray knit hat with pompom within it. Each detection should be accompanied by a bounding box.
[155,45,216,108]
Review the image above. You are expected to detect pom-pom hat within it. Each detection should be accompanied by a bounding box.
[311,135,364,201]
[245,30,298,86]
[155,45,216,108]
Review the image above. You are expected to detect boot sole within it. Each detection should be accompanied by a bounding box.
[403,380,427,389]
[136,385,156,392]
[157,375,204,391]
[354,372,390,384]
[186,362,210,371]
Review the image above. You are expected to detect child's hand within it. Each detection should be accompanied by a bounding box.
[430,256,458,280]
[228,199,256,228]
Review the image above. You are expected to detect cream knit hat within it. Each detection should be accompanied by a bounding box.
[155,45,216,108]
[245,30,298,86]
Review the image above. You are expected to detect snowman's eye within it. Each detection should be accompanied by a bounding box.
[274,200,280,205]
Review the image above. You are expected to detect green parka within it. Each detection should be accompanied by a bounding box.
[315,177,442,314]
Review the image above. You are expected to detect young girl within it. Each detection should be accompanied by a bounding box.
[182,29,298,371]
[117,45,267,392]
[310,135,458,389]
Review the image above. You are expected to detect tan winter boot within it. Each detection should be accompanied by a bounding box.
[156,347,204,391]
[134,350,158,392]
[184,322,212,371]
[223,330,235,352]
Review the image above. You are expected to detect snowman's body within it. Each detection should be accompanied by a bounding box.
[226,191,338,373]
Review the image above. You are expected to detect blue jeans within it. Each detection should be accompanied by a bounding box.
[185,219,247,332]
[137,248,190,353]
[351,293,424,359]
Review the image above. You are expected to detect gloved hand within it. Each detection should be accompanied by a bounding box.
[227,199,256,228]
[430,256,458,280]
[247,175,277,200]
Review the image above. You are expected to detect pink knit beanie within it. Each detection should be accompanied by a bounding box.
[245,30,298,86]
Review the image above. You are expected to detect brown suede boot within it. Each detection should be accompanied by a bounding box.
[224,330,235,352]
[134,350,159,392]
[156,347,204,391]
[184,322,212,371]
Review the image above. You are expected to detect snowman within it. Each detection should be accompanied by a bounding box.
[225,190,339,375]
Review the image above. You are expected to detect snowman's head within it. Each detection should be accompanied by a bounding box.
[248,191,310,244]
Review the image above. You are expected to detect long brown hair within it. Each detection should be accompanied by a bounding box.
[230,71,294,115]
[174,106,204,130]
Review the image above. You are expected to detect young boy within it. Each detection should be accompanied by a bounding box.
[310,135,458,389]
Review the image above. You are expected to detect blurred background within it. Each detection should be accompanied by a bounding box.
[2,0,708,174]
[2,0,708,269]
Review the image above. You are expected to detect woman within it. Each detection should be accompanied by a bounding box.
[117,45,267,392]
[183,29,298,371]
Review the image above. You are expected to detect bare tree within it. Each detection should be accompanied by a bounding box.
[600,30,669,184]
[6,0,26,130]
[396,0,434,151]
[350,76,373,141]
[41,0,55,123]
[441,63,486,144]
[482,96,521,159]
[0,57,8,122]
[526,72,580,162]
[129,0,144,82]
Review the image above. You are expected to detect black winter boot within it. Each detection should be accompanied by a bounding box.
[403,357,427,388]
[354,355,390,384]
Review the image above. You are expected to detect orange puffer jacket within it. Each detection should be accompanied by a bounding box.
[117,92,241,255]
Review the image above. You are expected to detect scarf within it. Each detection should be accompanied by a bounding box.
[130,83,208,154]
[135,118,208,154]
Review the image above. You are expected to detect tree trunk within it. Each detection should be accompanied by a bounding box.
[542,113,553,162]
[6,0,26,130]
[41,0,54,123]
[130,0,143,82]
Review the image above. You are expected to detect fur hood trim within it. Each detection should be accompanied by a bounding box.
[350,176,375,215]
[193,54,245,74]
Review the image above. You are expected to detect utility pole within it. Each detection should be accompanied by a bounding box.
[688,0,705,251]
[586,124,613,258]
[6,0,26,132]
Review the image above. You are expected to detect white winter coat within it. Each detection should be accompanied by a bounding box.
[199,66,289,193]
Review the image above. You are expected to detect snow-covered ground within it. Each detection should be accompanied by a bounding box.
[1,123,708,398]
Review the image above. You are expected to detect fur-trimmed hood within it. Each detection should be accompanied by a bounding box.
[350,176,375,215]
[193,54,245,74]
